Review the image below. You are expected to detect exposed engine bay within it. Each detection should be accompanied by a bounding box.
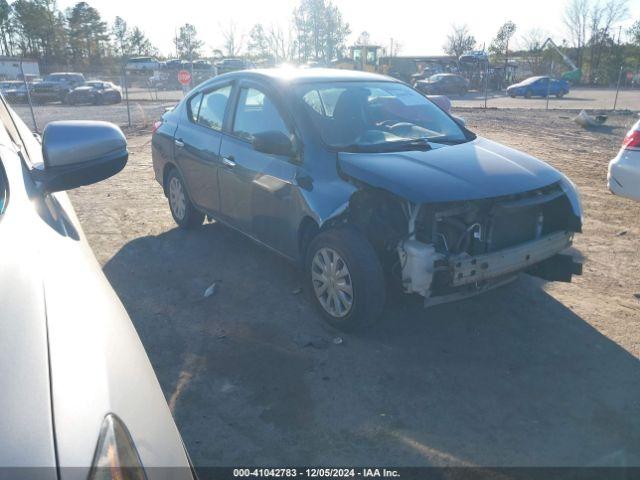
[345,182,583,306]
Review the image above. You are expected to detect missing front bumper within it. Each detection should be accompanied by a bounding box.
[449,231,577,288]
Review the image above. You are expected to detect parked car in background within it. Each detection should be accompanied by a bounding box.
[507,76,570,98]
[164,59,188,70]
[152,68,583,331]
[126,56,160,72]
[415,73,469,95]
[31,72,85,104]
[215,58,254,74]
[0,95,193,477]
[0,81,28,103]
[608,118,640,201]
[67,80,122,105]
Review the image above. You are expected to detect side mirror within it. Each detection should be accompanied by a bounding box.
[33,121,127,193]
[252,131,295,157]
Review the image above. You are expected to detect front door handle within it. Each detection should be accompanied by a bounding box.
[222,156,236,167]
[174,138,185,148]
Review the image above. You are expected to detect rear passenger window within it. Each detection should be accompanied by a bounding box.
[232,87,289,141]
[198,85,231,131]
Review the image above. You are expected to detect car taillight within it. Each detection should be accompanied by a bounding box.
[622,130,640,150]
[152,120,162,134]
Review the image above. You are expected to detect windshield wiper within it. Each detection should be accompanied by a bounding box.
[427,138,469,145]
[340,138,432,153]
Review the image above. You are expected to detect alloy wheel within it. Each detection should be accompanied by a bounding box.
[169,176,186,221]
[311,247,354,318]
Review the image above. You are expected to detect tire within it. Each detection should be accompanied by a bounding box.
[509,94,516,98]
[524,90,532,99]
[305,227,385,332]
[556,91,565,98]
[166,168,204,229]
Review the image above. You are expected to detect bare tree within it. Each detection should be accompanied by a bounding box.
[564,0,628,79]
[221,21,244,57]
[588,0,628,81]
[563,0,590,69]
[520,28,548,75]
[443,24,476,58]
[267,24,297,62]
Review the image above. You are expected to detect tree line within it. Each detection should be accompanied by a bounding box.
[0,0,351,71]
[443,0,640,85]
[0,0,637,84]
[0,0,158,70]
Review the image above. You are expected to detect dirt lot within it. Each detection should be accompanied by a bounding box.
[17,103,640,468]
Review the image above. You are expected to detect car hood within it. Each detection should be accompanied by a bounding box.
[337,137,563,203]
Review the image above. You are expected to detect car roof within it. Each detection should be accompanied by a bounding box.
[212,67,397,86]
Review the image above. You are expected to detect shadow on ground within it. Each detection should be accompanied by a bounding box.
[103,222,640,468]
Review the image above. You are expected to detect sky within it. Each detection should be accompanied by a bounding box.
[58,0,640,57]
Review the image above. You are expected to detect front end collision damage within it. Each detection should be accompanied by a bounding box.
[320,172,583,308]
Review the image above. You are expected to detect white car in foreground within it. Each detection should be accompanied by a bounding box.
[609,119,640,201]
[0,95,194,479]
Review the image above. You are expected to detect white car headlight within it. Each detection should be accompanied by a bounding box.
[88,414,147,480]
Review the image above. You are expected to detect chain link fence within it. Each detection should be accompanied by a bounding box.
[4,64,639,134]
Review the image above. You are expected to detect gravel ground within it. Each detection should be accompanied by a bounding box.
[15,102,640,469]
[12,102,169,132]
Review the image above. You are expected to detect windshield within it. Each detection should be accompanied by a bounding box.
[297,81,469,151]
[45,74,67,82]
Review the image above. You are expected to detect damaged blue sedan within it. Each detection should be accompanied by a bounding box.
[152,68,583,331]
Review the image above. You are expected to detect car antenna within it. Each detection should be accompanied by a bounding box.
[19,56,39,135]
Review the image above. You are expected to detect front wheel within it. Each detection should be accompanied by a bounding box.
[305,227,385,332]
[166,169,204,229]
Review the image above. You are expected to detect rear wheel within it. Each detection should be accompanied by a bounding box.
[166,169,204,229]
[305,227,385,332]
[556,91,565,98]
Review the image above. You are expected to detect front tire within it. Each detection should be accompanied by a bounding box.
[166,169,204,229]
[305,227,385,332]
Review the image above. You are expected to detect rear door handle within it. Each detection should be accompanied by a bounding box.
[222,156,236,167]
[174,139,185,148]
